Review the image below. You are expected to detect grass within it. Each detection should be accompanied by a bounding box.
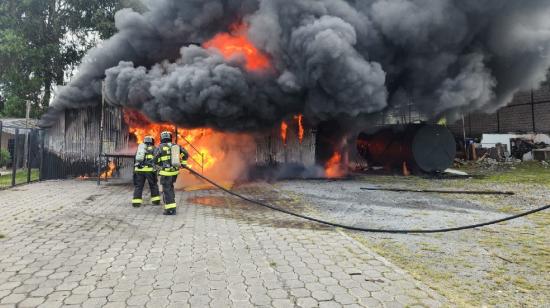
[455,161,550,187]
[0,169,39,187]
[482,162,550,186]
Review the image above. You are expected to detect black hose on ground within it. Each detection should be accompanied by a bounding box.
[360,187,515,195]
[184,167,550,234]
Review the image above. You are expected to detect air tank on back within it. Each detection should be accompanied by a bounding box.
[356,124,456,173]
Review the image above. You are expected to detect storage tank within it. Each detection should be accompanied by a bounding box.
[356,124,456,173]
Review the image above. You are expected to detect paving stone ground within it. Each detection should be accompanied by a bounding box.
[0,180,447,307]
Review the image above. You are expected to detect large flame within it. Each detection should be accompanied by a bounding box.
[325,152,346,178]
[125,110,219,172]
[203,23,270,71]
[123,109,256,186]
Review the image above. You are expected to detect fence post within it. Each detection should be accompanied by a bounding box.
[0,121,3,150]
[27,129,32,183]
[461,115,468,160]
[531,89,536,133]
[12,128,19,187]
[496,110,500,133]
[39,130,45,181]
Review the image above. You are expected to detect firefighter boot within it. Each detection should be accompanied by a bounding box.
[151,196,161,206]
[163,208,176,216]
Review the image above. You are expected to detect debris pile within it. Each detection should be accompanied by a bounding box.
[510,139,548,160]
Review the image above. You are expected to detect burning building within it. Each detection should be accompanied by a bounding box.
[41,105,327,183]
[40,0,550,180]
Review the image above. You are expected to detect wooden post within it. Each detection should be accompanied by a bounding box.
[12,128,19,186]
[23,101,31,168]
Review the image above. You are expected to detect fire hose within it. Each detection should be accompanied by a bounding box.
[183,167,550,234]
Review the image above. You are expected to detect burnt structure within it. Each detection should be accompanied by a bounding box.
[42,105,129,179]
[42,106,319,180]
[255,124,316,167]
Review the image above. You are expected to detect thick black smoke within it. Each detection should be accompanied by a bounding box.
[40,0,550,130]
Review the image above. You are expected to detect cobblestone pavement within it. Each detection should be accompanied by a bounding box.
[0,180,447,307]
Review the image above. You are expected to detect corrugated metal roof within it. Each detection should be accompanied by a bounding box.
[0,118,39,134]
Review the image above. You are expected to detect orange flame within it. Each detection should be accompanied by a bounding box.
[294,114,304,144]
[124,110,222,173]
[123,109,256,189]
[325,152,345,178]
[100,161,116,178]
[192,148,217,170]
[281,121,288,145]
[203,23,270,71]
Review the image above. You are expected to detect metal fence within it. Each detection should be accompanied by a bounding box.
[448,89,550,137]
[0,123,44,189]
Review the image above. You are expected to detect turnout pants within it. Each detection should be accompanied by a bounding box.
[132,172,161,205]
[160,175,178,210]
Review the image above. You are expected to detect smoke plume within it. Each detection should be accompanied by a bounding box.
[41,0,550,130]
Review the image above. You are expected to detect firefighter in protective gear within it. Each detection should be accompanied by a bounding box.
[155,131,189,215]
[132,136,161,207]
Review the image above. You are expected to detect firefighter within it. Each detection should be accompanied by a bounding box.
[132,136,161,207]
[155,131,189,215]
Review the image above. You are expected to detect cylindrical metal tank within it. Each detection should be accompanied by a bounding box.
[356,124,456,173]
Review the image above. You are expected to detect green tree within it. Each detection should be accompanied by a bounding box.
[0,149,10,168]
[0,0,141,118]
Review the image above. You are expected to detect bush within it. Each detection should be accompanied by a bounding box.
[0,149,11,168]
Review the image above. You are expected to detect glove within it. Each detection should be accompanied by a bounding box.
[181,162,191,170]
